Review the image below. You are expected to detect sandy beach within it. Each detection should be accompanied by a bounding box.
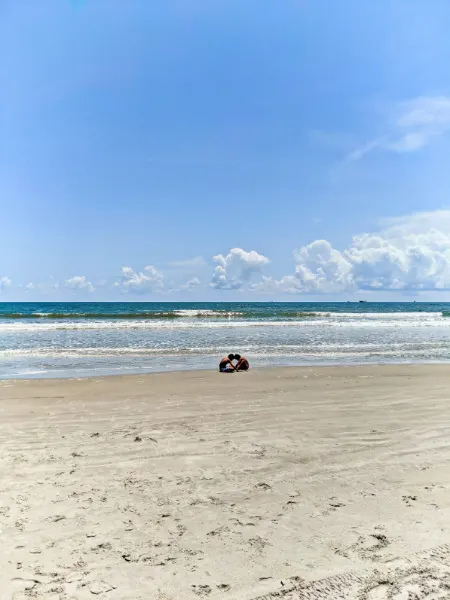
[2,365,450,599]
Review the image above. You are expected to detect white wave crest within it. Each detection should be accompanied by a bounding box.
[0,311,448,332]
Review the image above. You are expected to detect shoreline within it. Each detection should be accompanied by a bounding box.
[3,357,450,381]
[2,364,450,599]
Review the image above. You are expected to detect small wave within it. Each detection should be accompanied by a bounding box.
[0,309,321,320]
[317,312,440,319]
[0,317,449,333]
[2,340,449,360]
[0,320,323,332]
[173,310,244,317]
[1,309,444,321]
[0,311,245,320]
[276,311,324,318]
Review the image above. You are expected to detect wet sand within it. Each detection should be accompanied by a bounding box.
[2,365,450,599]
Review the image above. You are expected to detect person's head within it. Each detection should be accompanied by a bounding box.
[234,354,241,361]
[228,353,235,361]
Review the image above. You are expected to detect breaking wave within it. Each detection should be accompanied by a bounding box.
[0,309,322,320]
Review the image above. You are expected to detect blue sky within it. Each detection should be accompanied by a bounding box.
[3,0,450,300]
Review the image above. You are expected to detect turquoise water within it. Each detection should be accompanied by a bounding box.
[1,302,450,378]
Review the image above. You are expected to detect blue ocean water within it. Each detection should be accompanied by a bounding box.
[1,302,450,378]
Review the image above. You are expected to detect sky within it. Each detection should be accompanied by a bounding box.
[3,0,450,301]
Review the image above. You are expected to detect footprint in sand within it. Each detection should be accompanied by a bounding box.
[336,533,391,562]
[402,494,418,507]
[14,519,27,531]
[91,542,112,553]
[9,577,41,593]
[89,581,117,595]
[191,584,212,596]
[322,497,346,515]
[254,483,272,491]
[207,526,230,537]
[356,533,390,560]
[248,536,271,551]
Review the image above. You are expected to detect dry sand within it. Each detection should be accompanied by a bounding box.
[1,365,450,599]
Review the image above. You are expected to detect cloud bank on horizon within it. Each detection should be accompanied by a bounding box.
[4,210,450,299]
[253,210,450,294]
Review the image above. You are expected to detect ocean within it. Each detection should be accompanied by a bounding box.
[1,301,450,379]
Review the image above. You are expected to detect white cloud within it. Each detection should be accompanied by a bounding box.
[251,275,301,294]
[166,277,202,294]
[180,277,201,291]
[65,275,94,292]
[168,256,206,269]
[254,210,450,294]
[0,277,12,293]
[346,137,386,161]
[115,265,163,294]
[21,279,60,295]
[295,239,354,292]
[348,96,450,161]
[380,209,450,234]
[211,248,270,290]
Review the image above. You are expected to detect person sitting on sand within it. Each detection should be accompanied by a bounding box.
[234,354,249,371]
[219,354,236,373]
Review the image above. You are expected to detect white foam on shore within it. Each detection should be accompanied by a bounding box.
[1,339,448,359]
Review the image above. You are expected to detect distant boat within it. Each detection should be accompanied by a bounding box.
[359,300,367,303]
